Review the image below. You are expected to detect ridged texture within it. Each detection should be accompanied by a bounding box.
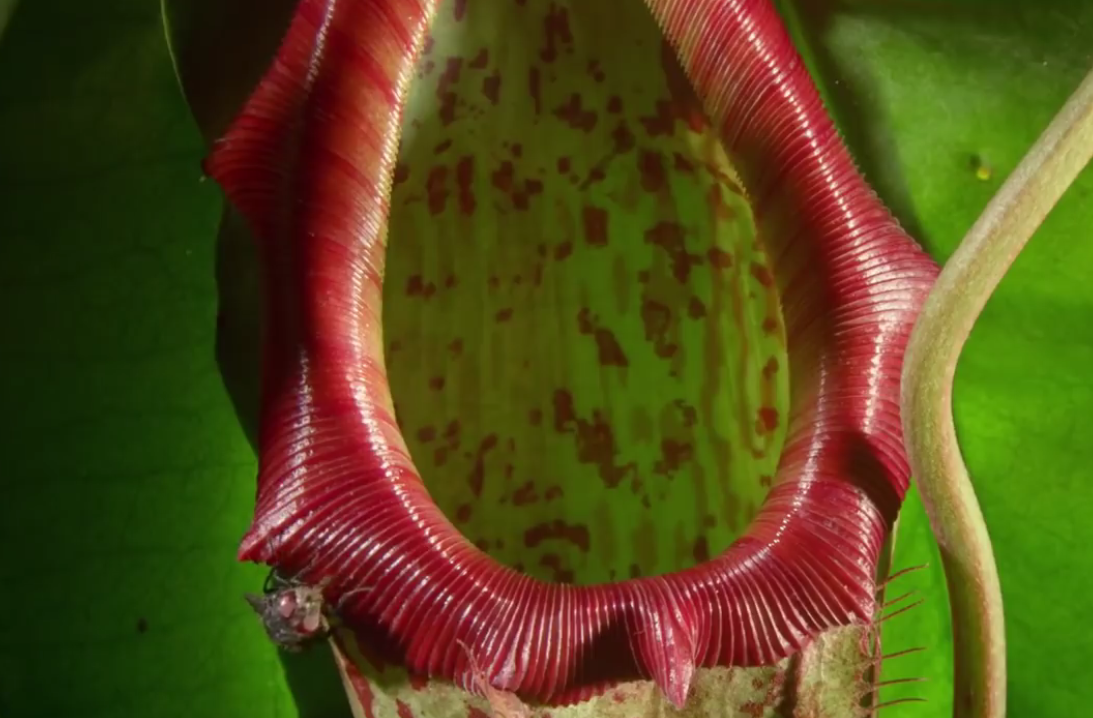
[206,0,939,708]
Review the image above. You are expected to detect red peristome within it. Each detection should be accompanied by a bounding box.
[206,0,938,709]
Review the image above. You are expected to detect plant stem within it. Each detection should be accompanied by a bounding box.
[901,66,1093,718]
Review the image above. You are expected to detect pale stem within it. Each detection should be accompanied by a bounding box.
[901,66,1093,718]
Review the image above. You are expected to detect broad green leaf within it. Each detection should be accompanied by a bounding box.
[2,1,1091,717]
[0,2,307,717]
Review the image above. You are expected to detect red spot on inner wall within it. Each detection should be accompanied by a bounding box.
[582,167,606,188]
[554,94,597,132]
[645,221,701,283]
[741,701,766,718]
[577,308,594,334]
[544,485,563,500]
[693,536,710,563]
[673,152,694,173]
[449,338,464,355]
[607,95,623,114]
[582,205,608,246]
[540,4,573,63]
[540,553,575,584]
[707,184,735,220]
[452,0,467,21]
[434,139,452,155]
[512,481,538,506]
[529,409,543,425]
[557,156,571,173]
[345,660,379,718]
[393,163,410,185]
[552,390,635,488]
[655,439,693,476]
[596,330,628,367]
[756,407,780,434]
[524,519,590,552]
[611,122,635,153]
[661,38,709,132]
[641,299,677,358]
[688,297,707,318]
[638,150,667,193]
[468,708,491,718]
[429,376,445,391]
[438,93,456,125]
[437,57,462,125]
[467,434,498,497]
[439,57,462,88]
[707,247,733,269]
[426,166,449,215]
[495,308,513,322]
[528,67,542,114]
[751,261,774,287]
[406,275,425,296]
[482,71,501,104]
[455,155,476,215]
[639,100,675,137]
[468,48,488,69]
[554,241,573,260]
[456,504,473,522]
[492,160,515,193]
[577,308,628,367]
[416,426,436,443]
[587,59,606,83]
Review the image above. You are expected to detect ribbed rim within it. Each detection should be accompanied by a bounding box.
[205,0,939,707]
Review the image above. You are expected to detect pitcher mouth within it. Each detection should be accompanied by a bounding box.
[205,0,939,709]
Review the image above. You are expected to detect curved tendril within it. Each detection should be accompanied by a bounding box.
[902,65,1093,718]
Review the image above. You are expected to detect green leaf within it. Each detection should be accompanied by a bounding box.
[3,1,1091,717]
[0,2,330,717]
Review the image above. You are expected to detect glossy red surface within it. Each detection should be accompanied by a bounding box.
[206,0,939,707]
